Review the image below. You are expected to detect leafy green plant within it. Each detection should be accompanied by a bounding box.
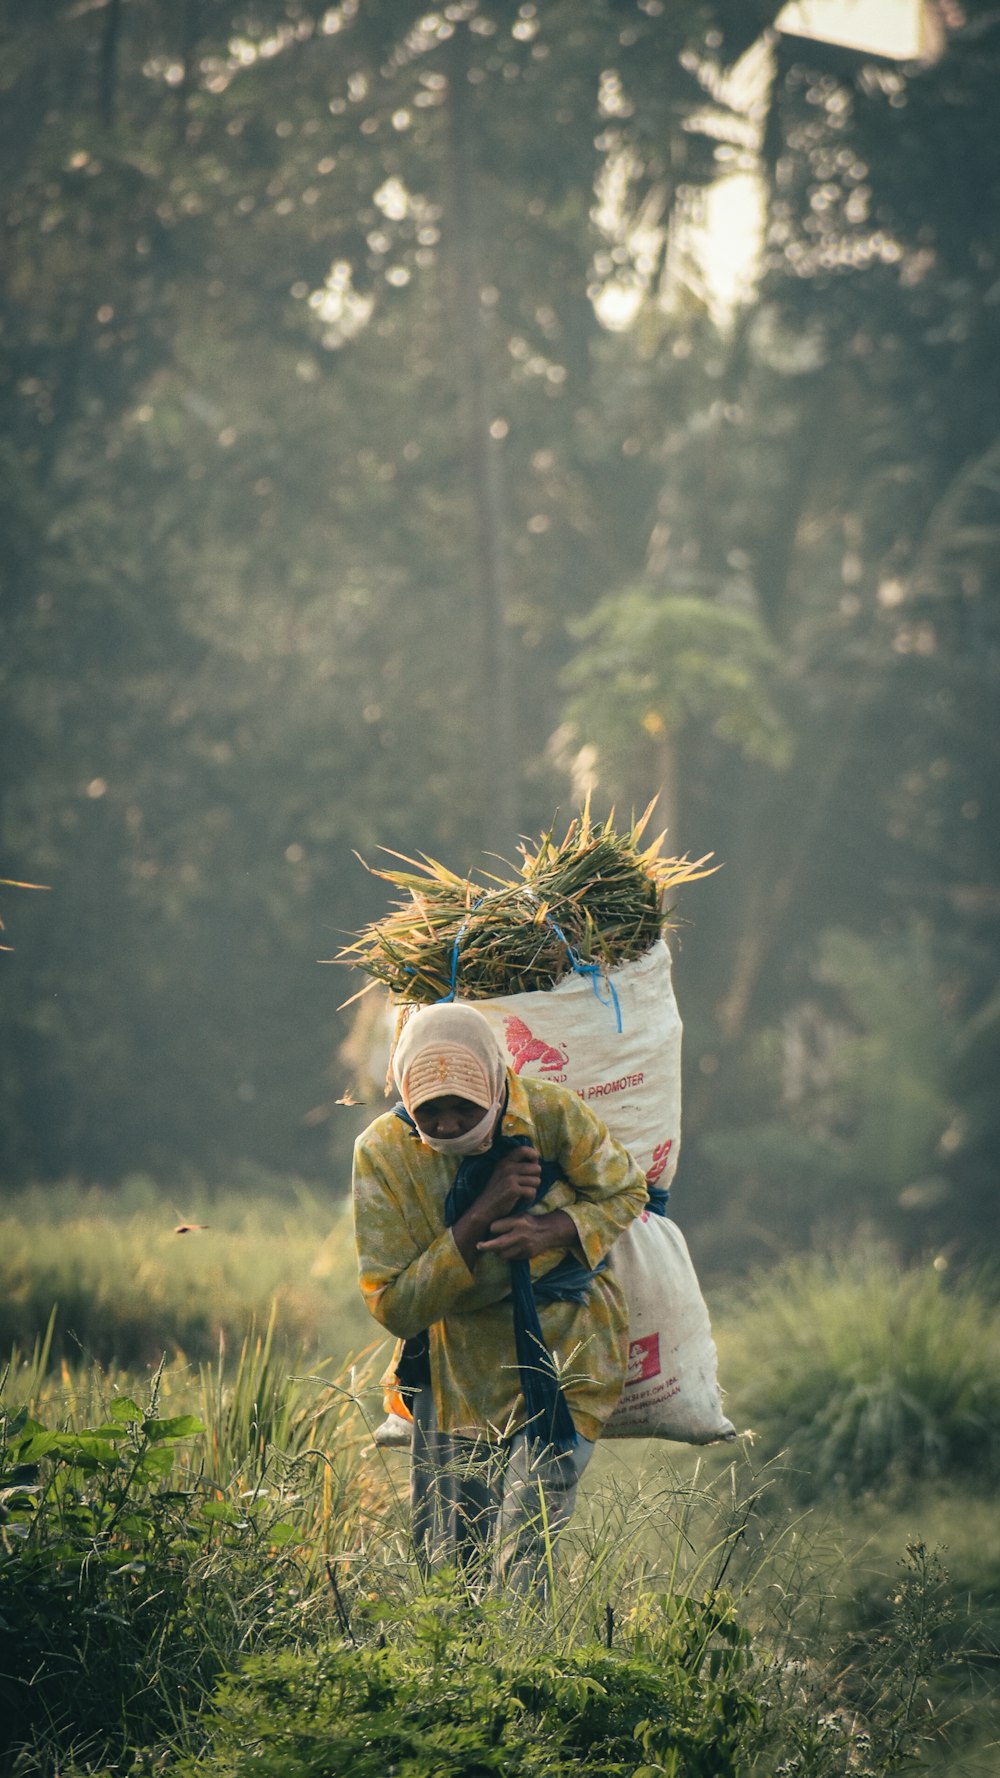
[4,1240,997,1778]
[795,1505,1000,1778]
[176,1551,959,1778]
[561,586,793,780]
[725,1254,1000,1496]
[696,927,993,1258]
[168,1450,955,1778]
[177,1582,767,1778]
[2,1344,987,1778]
[0,1365,336,1775]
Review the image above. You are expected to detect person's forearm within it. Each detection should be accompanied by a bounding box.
[360,1227,483,1337]
[452,1199,496,1273]
[455,1204,579,1270]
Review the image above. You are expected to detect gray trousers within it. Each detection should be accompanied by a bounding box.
[410,1386,594,1599]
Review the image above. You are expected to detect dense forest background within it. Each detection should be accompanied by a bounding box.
[2,0,998,1275]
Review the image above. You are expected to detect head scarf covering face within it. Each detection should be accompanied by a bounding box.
[392,1003,506,1154]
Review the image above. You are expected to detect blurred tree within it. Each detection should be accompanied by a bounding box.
[0,0,774,1181]
[552,5,1000,1258]
[696,925,997,1267]
[561,583,792,835]
[3,0,995,1269]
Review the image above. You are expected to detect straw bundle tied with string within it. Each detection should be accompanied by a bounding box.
[336,799,715,1008]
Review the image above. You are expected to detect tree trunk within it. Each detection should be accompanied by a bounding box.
[444,26,518,854]
[98,0,123,125]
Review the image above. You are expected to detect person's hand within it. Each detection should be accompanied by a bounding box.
[474,1146,541,1225]
[452,1146,540,1272]
[478,1207,578,1261]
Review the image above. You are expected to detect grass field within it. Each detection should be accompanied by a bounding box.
[2,1182,997,1776]
[0,1173,372,1368]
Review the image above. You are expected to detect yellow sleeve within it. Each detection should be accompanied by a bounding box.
[550,1093,648,1271]
[351,1132,475,1340]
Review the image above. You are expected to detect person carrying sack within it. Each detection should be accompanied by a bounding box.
[351,1001,647,1596]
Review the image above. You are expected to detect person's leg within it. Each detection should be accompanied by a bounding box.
[495,1432,595,1600]
[410,1388,501,1579]
[410,1386,448,1570]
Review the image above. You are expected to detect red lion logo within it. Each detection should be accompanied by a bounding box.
[503,1015,569,1076]
[645,1139,673,1187]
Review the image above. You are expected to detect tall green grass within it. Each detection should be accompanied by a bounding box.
[3,1365,960,1778]
[173,1464,971,1778]
[0,1176,370,1366]
[3,1344,996,1776]
[721,1252,1000,1496]
[3,1192,999,1774]
[0,1329,395,1776]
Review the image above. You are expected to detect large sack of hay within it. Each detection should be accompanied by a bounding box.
[341,806,733,1445]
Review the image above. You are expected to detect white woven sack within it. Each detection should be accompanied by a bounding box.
[603,1212,735,1443]
[471,938,682,1194]
[376,942,732,1445]
[470,941,732,1444]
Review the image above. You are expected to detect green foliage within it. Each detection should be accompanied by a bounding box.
[844,1541,962,1771]
[562,586,793,782]
[0,1380,311,1773]
[725,1254,1000,1496]
[177,1548,970,1778]
[0,0,761,1188]
[0,1320,392,1775]
[0,1179,371,1367]
[809,929,954,1191]
[1,0,999,1273]
[177,1585,767,1778]
[693,926,992,1261]
[191,1309,384,1547]
[804,1489,1000,1776]
[951,978,1000,1155]
[0,1323,993,1778]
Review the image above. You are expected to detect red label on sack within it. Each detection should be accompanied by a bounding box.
[625,1332,661,1386]
[577,1071,645,1101]
[645,1139,673,1186]
[503,1015,568,1080]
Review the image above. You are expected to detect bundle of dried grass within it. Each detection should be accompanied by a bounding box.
[337,801,714,1005]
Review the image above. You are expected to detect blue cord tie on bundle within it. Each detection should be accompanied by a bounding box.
[393,1107,593,1451]
[431,893,624,1033]
[541,914,623,1034]
[435,899,484,1004]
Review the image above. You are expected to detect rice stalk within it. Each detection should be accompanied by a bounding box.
[337,800,715,1004]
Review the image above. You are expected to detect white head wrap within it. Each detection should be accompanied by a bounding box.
[392,1004,506,1148]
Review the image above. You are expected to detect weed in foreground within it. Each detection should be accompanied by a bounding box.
[0,1339,384,1777]
[175,1585,761,1778]
[1,1345,992,1778]
[172,1449,964,1778]
[176,1555,959,1778]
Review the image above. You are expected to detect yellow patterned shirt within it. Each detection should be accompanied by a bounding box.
[352,1070,647,1442]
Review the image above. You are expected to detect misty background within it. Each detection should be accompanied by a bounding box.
[2,0,998,1278]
